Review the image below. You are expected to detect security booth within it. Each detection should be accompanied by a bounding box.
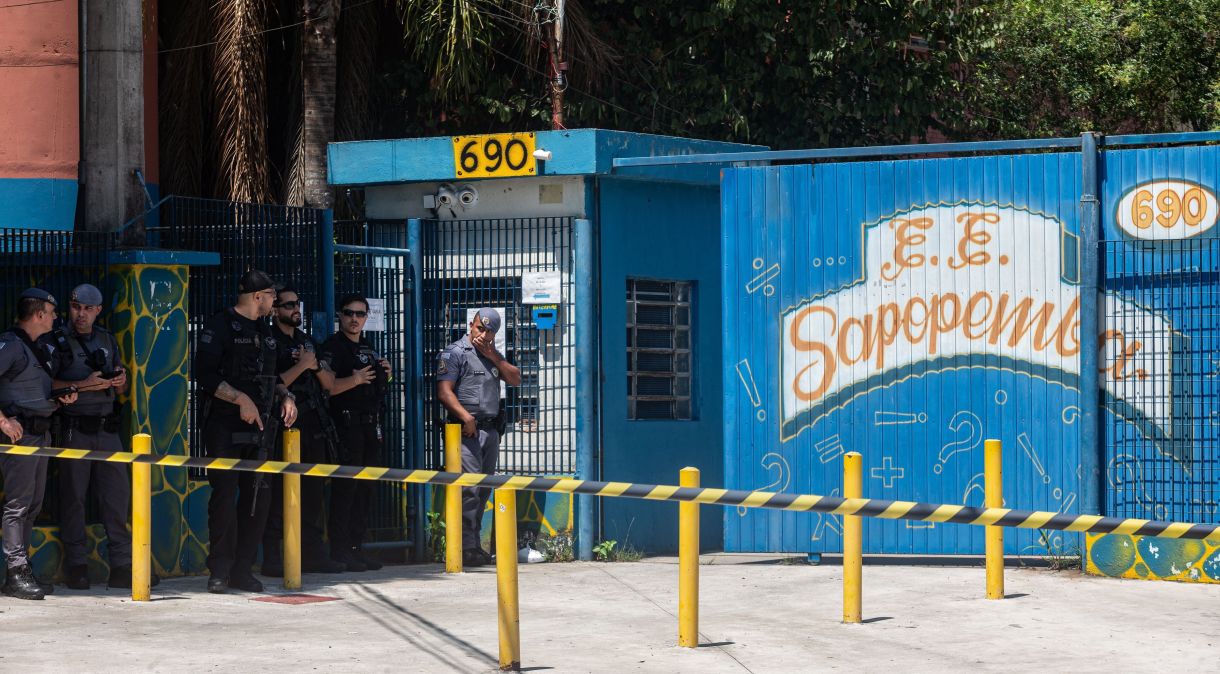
[327,129,767,557]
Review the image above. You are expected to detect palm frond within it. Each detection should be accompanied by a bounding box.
[210,0,273,203]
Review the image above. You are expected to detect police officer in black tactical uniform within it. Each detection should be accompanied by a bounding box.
[195,270,297,594]
[46,284,154,590]
[317,294,390,572]
[260,288,344,576]
[0,288,77,600]
[436,308,521,567]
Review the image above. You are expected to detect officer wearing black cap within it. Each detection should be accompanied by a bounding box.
[45,283,151,590]
[435,308,521,567]
[317,293,390,572]
[259,287,344,576]
[0,288,77,599]
[194,270,297,593]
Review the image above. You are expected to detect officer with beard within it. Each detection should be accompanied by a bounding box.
[46,283,158,590]
[194,270,297,593]
[260,288,344,575]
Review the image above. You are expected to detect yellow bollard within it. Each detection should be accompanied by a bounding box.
[678,466,700,648]
[131,433,152,602]
[842,451,862,624]
[445,423,463,574]
[985,438,1004,600]
[495,489,521,671]
[283,428,302,591]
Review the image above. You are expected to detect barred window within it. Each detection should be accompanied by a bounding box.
[626,279,693,420]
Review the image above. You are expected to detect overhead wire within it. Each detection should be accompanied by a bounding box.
[158,0,382,55]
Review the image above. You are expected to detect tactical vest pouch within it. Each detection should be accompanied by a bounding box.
[75,416,104,434]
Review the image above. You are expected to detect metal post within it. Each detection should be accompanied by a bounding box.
[842,452,862,624]
[678,467,700,648]
[131,433,152,602]
[495,489,521,671]
[445,423,463,573]
[283,428,302,590]
[407,218,427,563]
[1078,132,1102,518]
[985,439,1004,600]
[320,209,336,340]
[574,217,596,561]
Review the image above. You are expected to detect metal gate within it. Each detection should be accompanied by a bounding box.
[1100,144,1220,527]
[420,217,576,475]
[160,198,416,542]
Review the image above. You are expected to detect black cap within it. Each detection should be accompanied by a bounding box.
[20,287,57,306]
[237,269,282,294]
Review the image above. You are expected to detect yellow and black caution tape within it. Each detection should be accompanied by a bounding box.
[3,443,1218,541]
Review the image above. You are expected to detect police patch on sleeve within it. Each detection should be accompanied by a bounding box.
[437,358,449,375]
[200,330,214,344]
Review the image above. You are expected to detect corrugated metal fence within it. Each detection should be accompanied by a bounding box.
[715,135,1220,555]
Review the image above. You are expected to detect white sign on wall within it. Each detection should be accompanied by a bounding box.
[522,271,562,305]
[780,205,1174,436]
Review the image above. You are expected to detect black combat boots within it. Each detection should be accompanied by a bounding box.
[65,564,90,590]
[2,564,46,600]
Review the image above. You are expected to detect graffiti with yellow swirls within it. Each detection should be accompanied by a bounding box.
[1087,533,1220,584]
[28,264,209,581]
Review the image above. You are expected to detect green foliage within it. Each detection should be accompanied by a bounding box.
[592,539,617,561]
[425,510,446,563]
[591,538,643,562]
[376,0,987,148]
[961,0,1220,138]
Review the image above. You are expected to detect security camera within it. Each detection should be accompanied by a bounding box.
[457,185,478,208]
[435,183,457,208]
[533,149,553,161]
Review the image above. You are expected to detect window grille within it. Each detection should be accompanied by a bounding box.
[626,279,693,420]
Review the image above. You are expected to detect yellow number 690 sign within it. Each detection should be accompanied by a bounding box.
[452,133,537,178]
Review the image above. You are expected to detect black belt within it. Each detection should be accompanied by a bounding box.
[449,416,496,429]
[62,414,119,434]
[337,410,379,426]
[16,415,53,435]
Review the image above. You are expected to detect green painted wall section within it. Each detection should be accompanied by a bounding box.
[1086,533,1220,584]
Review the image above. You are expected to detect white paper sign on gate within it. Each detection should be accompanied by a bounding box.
[365,298,386,332]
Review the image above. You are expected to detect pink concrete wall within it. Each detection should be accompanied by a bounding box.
[0,0,80,181]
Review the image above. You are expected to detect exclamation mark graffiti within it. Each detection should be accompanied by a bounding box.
[735,359,766,422]
[1017,432,1052,484]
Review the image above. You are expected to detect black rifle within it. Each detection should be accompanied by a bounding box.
[302,372,342,464]
[250,374,283,516]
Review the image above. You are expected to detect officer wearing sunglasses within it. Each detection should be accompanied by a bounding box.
[316,293,391,572]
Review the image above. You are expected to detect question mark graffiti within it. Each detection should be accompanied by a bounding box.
[934,411,983,475]
[737,453,790,516]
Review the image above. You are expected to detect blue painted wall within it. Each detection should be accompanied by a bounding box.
[598,177,725,553]
[0,178,78,231]
[723,156,1087,556]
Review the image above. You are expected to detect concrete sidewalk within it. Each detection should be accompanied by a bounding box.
[1,556,1217,672]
